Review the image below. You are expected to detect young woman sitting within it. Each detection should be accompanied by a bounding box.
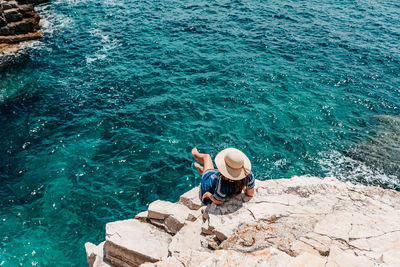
[191,147,255,205]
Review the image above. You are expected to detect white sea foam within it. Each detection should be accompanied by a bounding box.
[318,150,399,190]
[86,29,121,64]
[35,1,77,37]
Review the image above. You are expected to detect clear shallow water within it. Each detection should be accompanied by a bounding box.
[0,0,399,265]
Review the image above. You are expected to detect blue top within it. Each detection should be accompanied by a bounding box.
[200,169,255,204]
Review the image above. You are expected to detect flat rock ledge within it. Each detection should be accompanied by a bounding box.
[85,176,400,267]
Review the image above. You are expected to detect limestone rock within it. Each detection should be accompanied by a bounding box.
[0,31,41,43]
[1,1,18,10]
[104,219,171,266]
[288,252,326,267]
[203,194,255,241]
[16,0,48,4]
[4,9,23,23]
[88,176,400,267]
[0,14,6,27]
[147,200,191,234]
[140,257,184,267]
[326,246,374,267]
[382,249,400,266]
[0,0,46,58]
[179,186,202,210]
[168,217,204,255]
[174,250,212,267]
[134,211,148,222]
[84,242,111,267]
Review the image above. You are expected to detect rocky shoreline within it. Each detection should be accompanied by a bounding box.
[85,176,400,266]
[0,0,47,63]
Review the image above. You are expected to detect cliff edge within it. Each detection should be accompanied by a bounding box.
[85,176,400,266]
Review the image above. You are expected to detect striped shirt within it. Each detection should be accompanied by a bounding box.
[200,169,255,204]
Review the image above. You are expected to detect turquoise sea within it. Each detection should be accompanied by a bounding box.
[0,0,399,265]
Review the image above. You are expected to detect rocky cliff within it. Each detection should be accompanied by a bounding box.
[0,0,47,56]
[85,176,400,267]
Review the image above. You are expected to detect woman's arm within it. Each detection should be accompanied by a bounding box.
[245,187,254,197]
[244,172,255,197]
[202,192,224,205]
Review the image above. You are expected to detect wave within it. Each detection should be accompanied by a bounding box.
[318,150,399,191]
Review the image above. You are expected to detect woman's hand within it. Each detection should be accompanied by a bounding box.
[202,192,212,202]
[202,192,224,205]
[245,187,254,197]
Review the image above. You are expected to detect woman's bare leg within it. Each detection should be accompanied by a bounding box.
[192,147,214,174]
[194,162,204,175]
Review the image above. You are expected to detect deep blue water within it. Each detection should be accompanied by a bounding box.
[0,0,399,265]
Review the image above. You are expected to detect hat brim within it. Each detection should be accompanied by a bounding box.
[215,148,251,181]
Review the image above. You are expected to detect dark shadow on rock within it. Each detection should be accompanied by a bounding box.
[204,193,252,215]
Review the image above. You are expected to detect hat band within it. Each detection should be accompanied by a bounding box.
[243,166,250,176]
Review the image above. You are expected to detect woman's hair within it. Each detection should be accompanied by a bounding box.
[220,175,245,193]
[231,178,246,193]
[219,173,246,193]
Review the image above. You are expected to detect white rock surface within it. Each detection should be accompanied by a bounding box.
[134,211,148,222]
[104,219,171,266]
[87,176,400,267]
[168,217,204,255]
[147,200,191,234]
[179,186,202,210]
[326,246,374,267]
[85,242,111,267]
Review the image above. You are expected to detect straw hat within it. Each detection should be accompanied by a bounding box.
[215,148,251,181]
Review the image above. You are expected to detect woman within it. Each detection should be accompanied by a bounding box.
[192,147,255,205]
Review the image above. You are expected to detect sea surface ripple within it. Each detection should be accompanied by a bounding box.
[0,0,399,265]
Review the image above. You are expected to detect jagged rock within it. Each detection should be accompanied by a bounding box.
[168,217,204,255]
[0,41,29,57]
[1,1,18,10]
[85,242,111,267]
[0,14,7,27]
[0,31,41,43]
[173,250,212,267]
[187,206,203,222]
[204,235,219,250]
[205,176,400,261]
[16,0,48,4]
[202,194,254,241]
[147,200,191,234]
[139,257,184,267]
[0,26,10,35]
[0,0,46,58]
[85,242,100,267]
[104,219,171,267]
[134,210,148,222]
[179,186,202,210]
[4,8,23,22]
[16,17,38,32]
[87,176,400,267]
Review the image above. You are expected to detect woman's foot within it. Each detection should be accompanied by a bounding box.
[191,147,201,161]
[191,147,214,172]
[194,162,204,175]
